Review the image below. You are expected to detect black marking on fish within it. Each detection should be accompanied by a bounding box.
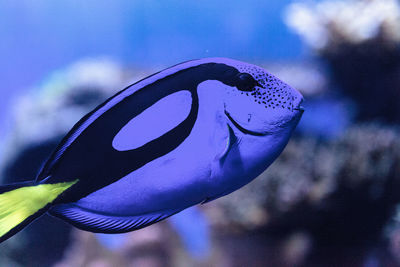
[37,62,245,203]
[224,110,269,137]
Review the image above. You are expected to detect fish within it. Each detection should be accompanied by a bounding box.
[0,57,304,243]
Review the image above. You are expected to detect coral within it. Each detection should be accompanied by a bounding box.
[285,0,400,123]
[285,0,400,51]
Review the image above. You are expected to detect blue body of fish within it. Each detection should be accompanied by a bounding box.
[0,58,303,242]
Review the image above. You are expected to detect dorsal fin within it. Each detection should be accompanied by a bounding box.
[49,204,181,233]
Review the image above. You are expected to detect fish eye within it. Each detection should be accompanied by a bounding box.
[235,73,258,92]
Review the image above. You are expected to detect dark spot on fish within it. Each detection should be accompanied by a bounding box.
[235,73,258,92]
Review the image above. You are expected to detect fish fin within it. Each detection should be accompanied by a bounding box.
[49,204,181,233]
[0,180,77,243]
[0,181,35,194]
[215,124,236,164]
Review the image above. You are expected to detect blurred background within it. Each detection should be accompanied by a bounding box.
[0,0,400,266]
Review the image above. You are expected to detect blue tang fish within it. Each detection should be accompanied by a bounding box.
[0,58,304,242]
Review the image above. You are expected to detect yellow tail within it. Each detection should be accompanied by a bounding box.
[0,180,77,242]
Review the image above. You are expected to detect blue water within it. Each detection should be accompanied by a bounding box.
[169,207,210,259]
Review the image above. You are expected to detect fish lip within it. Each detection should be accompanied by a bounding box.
[292,95,305,115]
[293,105,305,113]
[293,97,305,113]
[224,110,270,136]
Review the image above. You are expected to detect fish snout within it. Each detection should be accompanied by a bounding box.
[290,87,305,114]
[256,72,304,114]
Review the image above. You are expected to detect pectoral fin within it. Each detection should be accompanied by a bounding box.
[215,124,236,164]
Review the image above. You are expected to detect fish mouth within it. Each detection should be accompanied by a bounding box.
[293,97,305,114]
[224,110,269,136]
[293,106,305,114]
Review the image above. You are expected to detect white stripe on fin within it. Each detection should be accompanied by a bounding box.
[112,90,192,151]
[49,204,182,233]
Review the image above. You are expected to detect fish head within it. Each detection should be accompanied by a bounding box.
[222,59,304,137]
[209,58,304,188]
